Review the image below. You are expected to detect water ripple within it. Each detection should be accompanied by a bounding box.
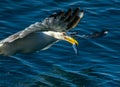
[0,0,120,87]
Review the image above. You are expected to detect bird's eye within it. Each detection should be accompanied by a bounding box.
[62,32,66,36]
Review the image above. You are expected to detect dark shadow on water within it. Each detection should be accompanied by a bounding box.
[54,0,70,2]
[27,65,104,87]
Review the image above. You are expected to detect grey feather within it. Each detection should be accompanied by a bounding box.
[0,8,84,56]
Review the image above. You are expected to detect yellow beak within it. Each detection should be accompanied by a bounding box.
[64,36,78,45]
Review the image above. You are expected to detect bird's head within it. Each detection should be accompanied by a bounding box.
[42,31,79,54]
[43,31,78,45]
[52,31,78,46]
[53,31,79,54]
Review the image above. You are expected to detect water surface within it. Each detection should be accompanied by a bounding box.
[0,0,120,87]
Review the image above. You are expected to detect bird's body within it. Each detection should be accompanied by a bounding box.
[0,8,84,56]
[0,31,59,55]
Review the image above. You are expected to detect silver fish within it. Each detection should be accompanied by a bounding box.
[72,43,78,55]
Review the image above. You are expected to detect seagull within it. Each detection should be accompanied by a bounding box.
[0,8,84,56]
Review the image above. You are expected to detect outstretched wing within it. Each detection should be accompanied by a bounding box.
[20,7,84,38]
[45,7,84,32]
[1,8,84,43]
[42,8,84,32]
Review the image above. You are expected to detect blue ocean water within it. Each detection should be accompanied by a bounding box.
[0,0,120,87]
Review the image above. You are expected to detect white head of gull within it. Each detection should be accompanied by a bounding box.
[0,8,84,56]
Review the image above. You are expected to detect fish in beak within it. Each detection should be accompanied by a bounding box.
[64,35,79,54]
[72,43,78,55]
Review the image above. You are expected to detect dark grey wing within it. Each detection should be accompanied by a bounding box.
[41,7,84,32]
[19,22,47,38]
[17,8,84,38]
[0,31,22,43]
[0,22,47,43]
[15,7,84,39]
[1,8,84,43]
